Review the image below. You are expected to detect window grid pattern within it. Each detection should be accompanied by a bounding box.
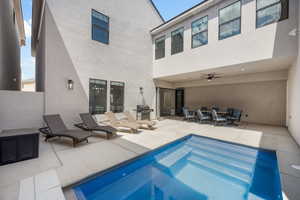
[219,1,241,40]
[89,79,107,115]
[171,27,184,55]
[256,0,289,28]
[155,36,165,60]
[92,10,109,44]
[110,81,125,113]
[192,16,208,48]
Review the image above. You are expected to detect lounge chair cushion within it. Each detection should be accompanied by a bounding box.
[106,112,139,130]
[124,111,156,127]
[117,121,139,130]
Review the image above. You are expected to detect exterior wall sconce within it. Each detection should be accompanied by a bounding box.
[67,79,74,90]
[139,87,144,95]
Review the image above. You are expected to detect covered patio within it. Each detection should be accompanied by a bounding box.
[155,59,289,127]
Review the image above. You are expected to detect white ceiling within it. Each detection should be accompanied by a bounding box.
[155,56,294,83]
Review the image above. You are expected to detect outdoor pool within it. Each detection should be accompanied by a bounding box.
[74,135,282,200]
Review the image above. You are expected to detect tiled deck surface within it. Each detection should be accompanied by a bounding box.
[1,119,300,200]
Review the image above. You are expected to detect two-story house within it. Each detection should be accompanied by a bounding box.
[31,0,300,144]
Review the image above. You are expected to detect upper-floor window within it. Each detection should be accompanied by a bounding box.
[155,36,165,60]
[256,0,289,28]
[171,27,184,55]
[192,16,208,48]
[110,81,125,113]
[92,10,109,44]
[89,79,107,114]
[219,1,241,40]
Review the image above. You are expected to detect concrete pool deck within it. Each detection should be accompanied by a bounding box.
[1,119,300,200]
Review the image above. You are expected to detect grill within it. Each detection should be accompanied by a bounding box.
[136,105,154,120]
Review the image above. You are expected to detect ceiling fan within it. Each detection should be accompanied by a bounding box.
[202,73,222,81]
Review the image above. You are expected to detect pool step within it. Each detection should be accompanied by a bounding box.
[188,155,252,187]
[186,142,257,165]
[156,146,192,168]
[190,136,258,156]
[191,149,254,174]
[187,138,258,159]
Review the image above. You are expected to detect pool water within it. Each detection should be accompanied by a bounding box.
[74,135,282,200]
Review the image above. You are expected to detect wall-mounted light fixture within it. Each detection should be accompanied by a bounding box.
[289,29,299,36]
[139,87,144,95]
[67,79,74,90]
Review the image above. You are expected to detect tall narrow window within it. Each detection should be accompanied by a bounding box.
[219,1,241,40]
[171,27,184,55]
[89,79,107,114]
[256,0,289,28]
[155,36,165,60]
[110,81,125,113]
[92,9,109,44]
[192,16,208,48]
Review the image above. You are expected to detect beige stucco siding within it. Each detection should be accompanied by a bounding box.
[36,0,162,127]
[185,80,287,126]
[0,0,21,90]
[153,0,298,79]
[287,1,300,145]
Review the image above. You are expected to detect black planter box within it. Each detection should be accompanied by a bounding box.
[0,129,39,166]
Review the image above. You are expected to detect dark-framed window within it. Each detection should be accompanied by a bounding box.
[89,79,107,114]
[192,16,208,48]
[256,0,289,28]
[110,81,125,113]
[219,1,241,40]
[92,9,109,44]
[155,36,165,60]
[171,27,184,55]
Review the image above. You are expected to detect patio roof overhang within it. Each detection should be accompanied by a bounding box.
[154,57,292,88]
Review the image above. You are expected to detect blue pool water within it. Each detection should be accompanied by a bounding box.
[74,135,282,200]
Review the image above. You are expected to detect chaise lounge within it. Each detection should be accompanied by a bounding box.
[40,114,92,147]
[75,113,118,139]
[123,111,156,130]
[105,112,139,133]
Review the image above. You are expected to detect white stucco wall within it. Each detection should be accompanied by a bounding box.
[0,0,21,90]
[37,0,162,127]
[152,0,298,79]
[185,80,287,126]
[287,2,300,145]
[0,91,44,130]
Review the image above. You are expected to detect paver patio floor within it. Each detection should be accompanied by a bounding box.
[1,119,300,200]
